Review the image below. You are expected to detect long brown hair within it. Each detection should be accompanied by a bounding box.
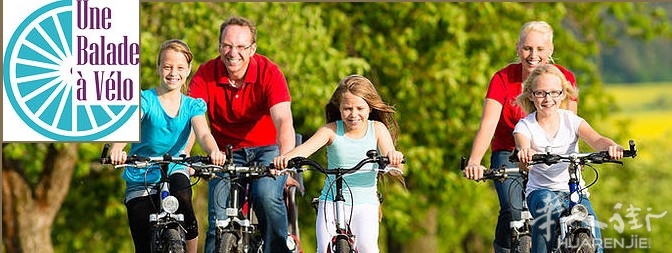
[325,75,399,143]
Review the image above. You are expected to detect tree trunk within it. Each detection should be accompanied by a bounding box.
[2,143,79,253]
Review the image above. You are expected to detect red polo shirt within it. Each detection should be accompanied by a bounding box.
[486,63,577,152]
[188,54,290,150]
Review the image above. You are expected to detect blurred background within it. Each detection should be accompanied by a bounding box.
[3,2,672,253]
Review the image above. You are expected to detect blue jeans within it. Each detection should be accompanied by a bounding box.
[491,150,524,253]
[204,145,290,253]
[527,189,603,253]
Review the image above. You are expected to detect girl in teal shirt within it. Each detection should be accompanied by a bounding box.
[109,39,225,253]
[273,75,404,253]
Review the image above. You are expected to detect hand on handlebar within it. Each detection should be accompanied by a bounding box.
[109,148,128,165]
[208,150,226,166]
[516,147,536,165]
[606,145,624,160]
[272,155,292,170]
[386,150,404,166]
[463,163,486,181]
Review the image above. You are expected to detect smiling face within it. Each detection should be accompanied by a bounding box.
[516,28,553,79]
[158,48,191,92]
[219,25,257,79]
[529,73,565,114]
[517,30,554,76]
[339,91,371,132]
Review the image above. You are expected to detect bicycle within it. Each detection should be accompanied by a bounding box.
[191,145,303,253]
[276,149,404,253]
[100,143,211,253]
[460,157,533,253]
[509,140,637,253]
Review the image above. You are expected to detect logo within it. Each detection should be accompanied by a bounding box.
[3,0,139,141]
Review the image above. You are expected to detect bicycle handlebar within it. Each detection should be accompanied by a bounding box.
[100,143,212,165]
[459,157,525,182]
[277,149,405,176]
[508,140,637,166]
[100,144,271,178]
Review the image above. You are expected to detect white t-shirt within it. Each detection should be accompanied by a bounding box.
[513,109,587,196]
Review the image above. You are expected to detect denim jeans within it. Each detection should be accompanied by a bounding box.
[527,189,603,253]
[491,150,524,253]
[204,145,290,253]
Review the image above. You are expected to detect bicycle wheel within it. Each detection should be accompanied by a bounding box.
[513,234,531,253]
[3,1,137,140]
[571,232,595,253]
[334,236,352,253]
[216,232,238,253]
[160,228,185,253]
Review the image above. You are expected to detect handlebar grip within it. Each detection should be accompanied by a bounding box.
[286,157,306,169]
[379,156,406,164]
[187,156,212,164]
[460,157,467,170]
[100,143,111,164]
[226,145,233,164]
[624,139,637,158]
[508,150,542,163]
[508,149,519,163]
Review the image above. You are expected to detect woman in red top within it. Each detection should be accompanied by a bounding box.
[463,21,578,253]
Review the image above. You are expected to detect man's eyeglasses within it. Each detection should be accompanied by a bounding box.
[531,90,563,98]
[220,43,254,52]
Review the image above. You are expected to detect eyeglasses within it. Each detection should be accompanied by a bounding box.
[220,43,254,52]
[531,90,563,98]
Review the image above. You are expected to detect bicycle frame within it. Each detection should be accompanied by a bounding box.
[331,167,357,253]
[556,160,599,253]
[214,162,265,253]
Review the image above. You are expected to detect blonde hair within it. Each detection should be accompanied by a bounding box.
[516,21,555,63]
[157,39,193,67]
[516,64,577,114]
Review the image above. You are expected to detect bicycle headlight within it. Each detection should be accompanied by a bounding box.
[571,204,589,220]
[162,195,180,214]
[569,192,581,203]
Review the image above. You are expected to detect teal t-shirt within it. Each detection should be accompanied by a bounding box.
[123,88,206,201]
[321,120,379,205]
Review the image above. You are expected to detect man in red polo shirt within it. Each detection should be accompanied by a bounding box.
[188,16,295,253]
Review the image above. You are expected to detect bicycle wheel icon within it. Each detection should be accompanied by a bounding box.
[3,0,138,141]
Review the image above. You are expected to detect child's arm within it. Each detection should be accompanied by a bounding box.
[374,121,404,167]
[273,123,336,169]
[577,120,624,159]
[192,115,226,165]
[513,132,533,167]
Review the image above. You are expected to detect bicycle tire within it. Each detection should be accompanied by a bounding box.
[513,234,531,253]
[160,228,185,253]
[216,232,238,253]
[334,236,352,253]
[571,231,595,253]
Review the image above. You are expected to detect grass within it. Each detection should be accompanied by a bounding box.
[604,82,672,142]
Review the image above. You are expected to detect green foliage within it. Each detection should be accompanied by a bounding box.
[30,2,671,253]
